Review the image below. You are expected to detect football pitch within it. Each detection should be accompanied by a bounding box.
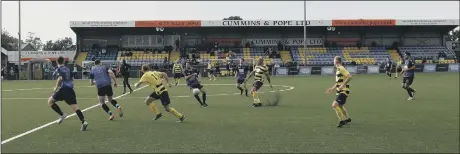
[1,73,459,153]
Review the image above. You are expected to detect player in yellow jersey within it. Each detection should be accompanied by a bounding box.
[325,56,352,127]
[172,60,184,86]
[134,64,185,123]
[244,58,272,107]
[207,61,216,81]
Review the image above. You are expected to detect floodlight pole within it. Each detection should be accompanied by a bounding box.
[303,0,307,66]
[18,0,22,80]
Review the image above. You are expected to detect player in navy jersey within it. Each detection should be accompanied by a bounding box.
[385,58,394,79]
[120,60,133,94]
[235,64,249,96]
[183,63,195,89]
[90,60,123,120]
[185,66,208,107]
[400,52,417,100]
[48,56,88,131]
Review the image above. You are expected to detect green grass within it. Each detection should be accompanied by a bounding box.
[1,73,459,153]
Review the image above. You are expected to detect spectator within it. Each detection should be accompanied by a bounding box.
[73,65,78,79]
[181,57,186,65]
[1,66,5,80]
[211,50,216,56]
[44,67,50,80]
[163,57,168,64]
[351,61,357,66]
[277,41,283,51]
[175,39,180,52]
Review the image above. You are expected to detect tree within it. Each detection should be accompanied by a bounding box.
[25,32,43,50]
[223,16,243,20]
[446,29,459,41]
[44,37,74,51]
[43,40,54,51]
[1,29,21,51]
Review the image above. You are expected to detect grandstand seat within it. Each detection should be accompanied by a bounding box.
[117,51,170,66]
[85,48,118,61]
[398,46,457,64]
[289,47,392,65]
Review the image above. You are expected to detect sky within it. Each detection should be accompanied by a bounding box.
[1,1,459,43]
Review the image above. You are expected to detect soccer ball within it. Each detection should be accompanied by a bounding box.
[192,88,201,95]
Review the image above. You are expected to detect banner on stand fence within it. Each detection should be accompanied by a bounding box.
[298,67,312,76]
[367,65,380,74]
[345,66,357,74]
[311,66,322,75]
[356,65,368,74]
[321,66,335,76]
[435,64,448,72]
[423,64,436,72]
[413,64,423,72]
[448,63,459,72]
[276,67,288,76]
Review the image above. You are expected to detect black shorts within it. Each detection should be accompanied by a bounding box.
[52,87,77,105]
[396,66,402,72]
[97,85,114,97]
[149,91,171,105]
[190,83,203,89]
[335,93,348,105]
[237,78,245,84]
[174,73,182,79]
[385,67,391,72]
[403,77,414,86]
[253,81,264,91]
[122,72,130,78]
[208,69,214,74]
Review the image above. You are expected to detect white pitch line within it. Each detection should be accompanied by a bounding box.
[1,91,285,100]
[1,84,295,145]
[0,85,149,145]
[2,86,93,92]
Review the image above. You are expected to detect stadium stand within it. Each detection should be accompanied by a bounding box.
[291,47,393,65]
[169,52,180,62]
[199,52,219,64]
[388,49,402,62]
[398,46,457,64]
[117,51,169,66]
[242,48,282,65]
[74,52,88,66]
[280,50,293,63]
[195,48,282,65]
[84,47,118,61]
[292,47,342,65]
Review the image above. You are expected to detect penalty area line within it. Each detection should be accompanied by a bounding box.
[0,85,149,145]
